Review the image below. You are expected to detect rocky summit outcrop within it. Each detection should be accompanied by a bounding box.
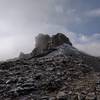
[35,33,72,49]
[51,33,72,47]
[31,33,72,57]
[0,33,100,100]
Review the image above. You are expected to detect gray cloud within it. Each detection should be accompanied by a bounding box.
[0,0,100,60]
[0,0,55,60]
[86,8,100,17]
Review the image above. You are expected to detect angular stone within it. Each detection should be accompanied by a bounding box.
[86,92,97,100]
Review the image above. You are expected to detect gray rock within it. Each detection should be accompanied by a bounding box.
[86,92,97,100]
[0,33,100,100]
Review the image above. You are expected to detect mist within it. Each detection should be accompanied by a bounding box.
[0,0,100,60]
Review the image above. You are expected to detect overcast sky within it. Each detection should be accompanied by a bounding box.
[0,0,100,60]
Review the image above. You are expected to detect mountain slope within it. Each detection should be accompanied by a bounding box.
[0,33,100,100]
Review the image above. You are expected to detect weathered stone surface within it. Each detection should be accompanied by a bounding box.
[0,53,97,100]
[31,33,72,57]
[86,92,97,100]
[35,33,50,50]
[51,33,72,47]
[0,33,100,100]
[56,91,68,100]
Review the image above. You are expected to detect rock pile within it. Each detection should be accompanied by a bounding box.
[0,33,100,100]
[0,54,98,100]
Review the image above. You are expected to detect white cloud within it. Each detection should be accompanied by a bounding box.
[0,37,14,60]
[86,8,100,17]
[0,0,99,60]
[76,42,100,56]
[55,5,64,14]
[68,32,100,57]
[0,33,35,60]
